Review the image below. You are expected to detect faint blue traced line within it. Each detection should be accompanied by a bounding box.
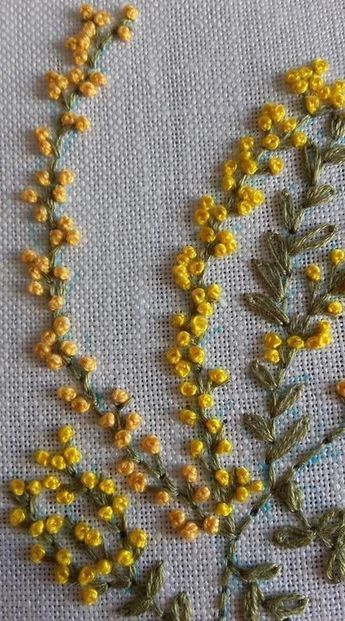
[260,463,270,479]
[292,372,310,384]
[201,324,225,346]
[262,500,273,513]
[67,270,80,294]
[232,222,242,234]
[293,256,304,268]
[83,332,93,352]
[94,392,107,412]
[288,181,300,195]
[288,405,301,419]
[219,405,236,422]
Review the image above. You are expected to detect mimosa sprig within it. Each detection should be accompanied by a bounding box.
[12,5,192,617]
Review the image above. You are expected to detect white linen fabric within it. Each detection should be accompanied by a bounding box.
[1,1,344,619]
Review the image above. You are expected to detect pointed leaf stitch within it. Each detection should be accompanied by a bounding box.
[266,416,310,461]
[242,583,261,621]
[272,525,316,549]
[244,293,290,326]
[264,593,309,620]
[273,384,304,418]
[243,414,274,443]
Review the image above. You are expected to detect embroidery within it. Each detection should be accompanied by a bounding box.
[165,60,345,619]
[9,2,345,617]
[11,5,192,618]
[238,62,345,619]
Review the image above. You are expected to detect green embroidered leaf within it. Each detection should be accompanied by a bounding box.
[324,145,345,164]
[281,190,297,232]
[326,546,345,584]
[303,143,322,184]
[239,563,281,582]
[266,416,310,462]
[304,184,336,207]
[253,260,285,299]
[251,360,278,391]
[118,597,151,616]
[289,223,336,255]
[169,592,193,621]
[243,414,274,443]
[330,269,345,294]
[330,114,345,139]
[266,232,291,274]
[145,561,164,598]
[275,478,304,512]
[264,593,309,620]
[317,509,344,547]
[273,384,304,417]
[272,525,316,549]
[244,293,290,326]
[242,583,261,621]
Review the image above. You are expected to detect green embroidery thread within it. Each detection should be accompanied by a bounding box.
[9,3,345,618]
[235,102,345,619]
[12,4,191,618]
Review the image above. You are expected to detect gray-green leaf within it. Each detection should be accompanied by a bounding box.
[330,114,345,139]
[317,508,344,547]
[169,592,193,621]
[326,546,345,584]
[324,145,345,164]
[244,293,290,326]
[330,269,345,294]
[272,525,316,549]
[239,563,281,582]
[289,223,336,255]
[275,478,304,512]
[264,593,309,620]
[281,190,298,232]
[243,414,274,443]
[242,583,262,621]
[273,384,304,418]
[266,232,291,274]
[266,416,310,461]
[304,184,336,207]
[251,360,278,391]
[145,561,164,598]
[253,260,285,300]
[118,597,152,616]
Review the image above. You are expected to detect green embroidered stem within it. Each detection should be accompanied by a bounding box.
[17,27,345,620]
[13,7,194,617]
[224,111,345,620]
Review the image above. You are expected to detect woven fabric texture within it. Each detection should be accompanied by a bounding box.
[1,1,345,620]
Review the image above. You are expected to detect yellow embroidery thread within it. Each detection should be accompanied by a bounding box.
[10,3,345,616]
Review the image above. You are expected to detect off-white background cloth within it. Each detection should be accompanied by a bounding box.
[1,1,345,619]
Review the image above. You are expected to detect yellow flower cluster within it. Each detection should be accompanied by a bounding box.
[220,150,266,215]
[263,320,334,363]
[9,425,151,605]
[65,4,138,68]
[166,64,330,542]
[262,245,345,364]
[20,3,139,316]
[285,58,345,112]
[257,100,308,151]
[167,466,263,539]
[305,250,345,316]
[56,380,163,491]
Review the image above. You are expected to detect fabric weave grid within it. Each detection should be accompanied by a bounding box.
[1,1,344,619]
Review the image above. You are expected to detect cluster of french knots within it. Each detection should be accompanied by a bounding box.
[12,3,169,613]
[165,59,343,540]
[20,3,139,312]
[9,426,148,606]
[234,60,345,621]
[13,5,345,616]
